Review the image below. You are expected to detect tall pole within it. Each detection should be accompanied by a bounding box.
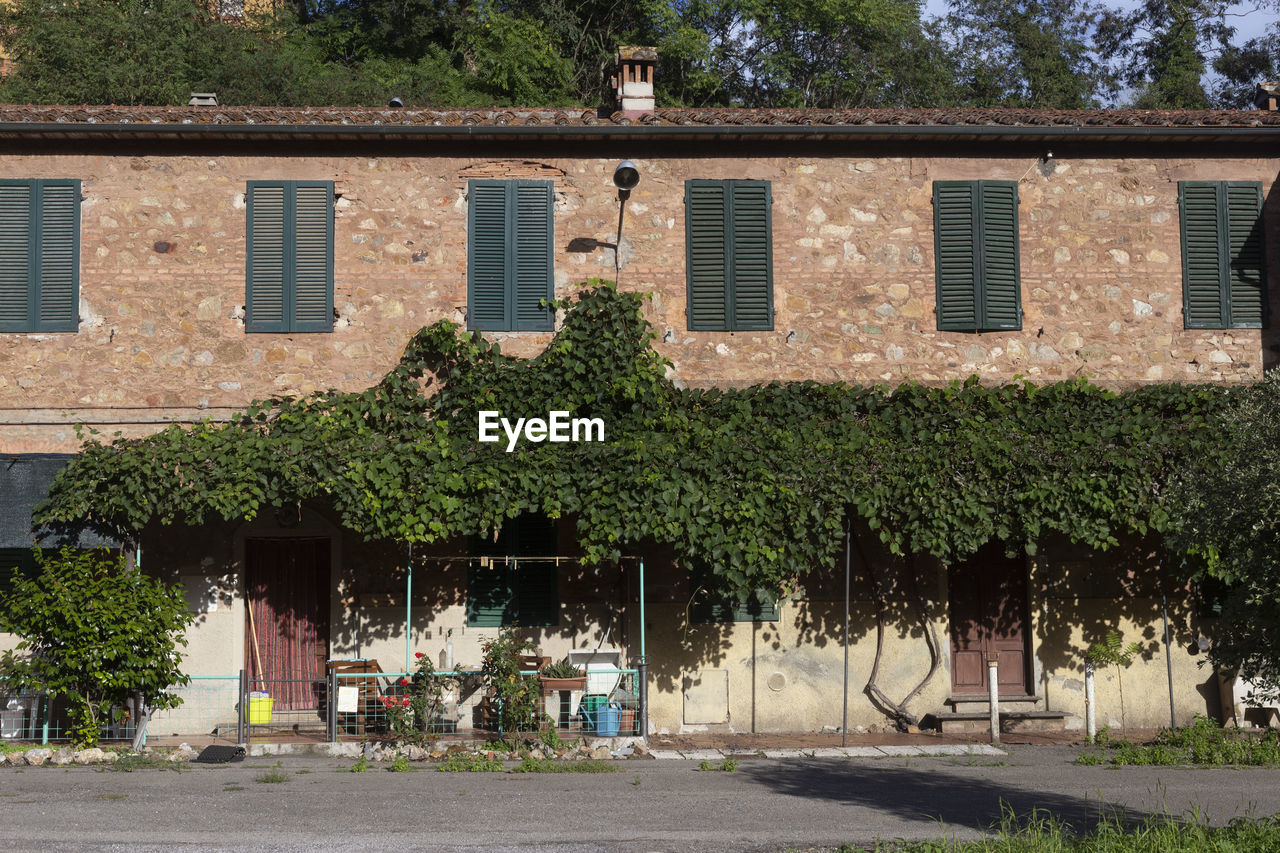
[638,557,649,742]
[842,519,850,747]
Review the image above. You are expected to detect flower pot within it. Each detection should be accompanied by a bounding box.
[539,676,587,691]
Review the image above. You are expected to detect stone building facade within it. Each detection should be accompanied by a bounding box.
[0,103,1277,738]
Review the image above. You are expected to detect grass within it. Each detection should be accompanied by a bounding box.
[513,757,617,773]
[1077,716,1280,767]
[846,808,1280,852]
[254,762,290,783]
[348,756,370,773]
[697,758,738,772]
[389,755,413,772]
[437,752,505,772]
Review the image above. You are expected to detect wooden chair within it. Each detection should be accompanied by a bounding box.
[327,658,384,737]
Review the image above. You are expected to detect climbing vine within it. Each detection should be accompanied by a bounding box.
[40,281,1230,604]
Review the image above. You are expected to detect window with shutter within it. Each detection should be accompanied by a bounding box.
[685,180,774,331]
[467,515,558,627]
[1179,181,1267,329]
[245,181,333,333]
[0,179,80,334]
[690,569,779,623]
[933,180,1022,332]
[467,180,554,332]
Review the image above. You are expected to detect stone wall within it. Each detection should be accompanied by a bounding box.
[1,150,1276,453]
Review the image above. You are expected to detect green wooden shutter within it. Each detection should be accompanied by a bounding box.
[1226,182,1265,328]
[728,182,774,331]
[36,181,81,332]
[0,179,79,334]
[934,182,979,331]
[467,560,512,627]
[0,182,33,332]
[1180,182,1227,329]
[687,181,729,330]
[292,183,334,332]
[978,181,1021,331]
[513,182,554,331]
[247,181,333,333]
[468,181,513,331]
[246,183,288,333]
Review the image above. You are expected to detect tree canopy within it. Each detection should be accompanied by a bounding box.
[0,0,1275,108]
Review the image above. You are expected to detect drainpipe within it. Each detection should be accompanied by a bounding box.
[842,518,850,748]
[405,542,413,672]
[638,557,648,742]
[1159,555,1176,729]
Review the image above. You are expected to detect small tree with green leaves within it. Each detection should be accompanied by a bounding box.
[1087,629,1143,737]
[0,547,194,747]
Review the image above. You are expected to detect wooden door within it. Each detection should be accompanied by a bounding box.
[948,541,1032,696]
[245,537,331,710]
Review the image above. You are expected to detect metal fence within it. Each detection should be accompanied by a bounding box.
[330,668,643,740]
[2,668,645,745]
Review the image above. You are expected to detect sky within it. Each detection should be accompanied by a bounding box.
[920,0,1279,42]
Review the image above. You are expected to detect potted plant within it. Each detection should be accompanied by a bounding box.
[539,658,587,691]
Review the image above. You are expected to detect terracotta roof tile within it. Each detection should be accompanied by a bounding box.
[0,104,1275,128]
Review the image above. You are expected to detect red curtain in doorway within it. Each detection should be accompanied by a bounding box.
[245,537,331,711]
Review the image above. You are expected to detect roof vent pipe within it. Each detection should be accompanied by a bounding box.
[188,92,218,107]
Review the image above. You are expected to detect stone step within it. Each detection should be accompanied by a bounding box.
[946,695,1043,715]
[935,710,1069,735]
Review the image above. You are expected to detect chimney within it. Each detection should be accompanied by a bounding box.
[613,46,657,117]
[1255,82,1279,111]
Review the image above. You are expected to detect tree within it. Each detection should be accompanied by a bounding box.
[1095,0,1234,109]
[0,547,194,747]
[946,0,1110,108]
[1165,372,1280,703]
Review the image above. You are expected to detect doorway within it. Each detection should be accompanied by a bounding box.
[244,537,331,710]
[948,541,1032,696]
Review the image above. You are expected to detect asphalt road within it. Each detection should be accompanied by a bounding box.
[2,745,1278,851]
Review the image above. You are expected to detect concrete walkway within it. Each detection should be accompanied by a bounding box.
[649,743,1007,759]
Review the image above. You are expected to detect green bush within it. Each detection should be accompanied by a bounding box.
[0,547,193,747]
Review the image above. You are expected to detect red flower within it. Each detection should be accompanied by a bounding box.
[398,678,408,686]
[415,652,424,658]
[402,697,410,706]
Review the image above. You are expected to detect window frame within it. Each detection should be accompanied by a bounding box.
[466,179,555,332]
[1178,180,1267,330]
[466,516,558,627]
[245,180,335,334]
[0,178,81,334]
[932,180,1023,333]
[684,179,775,332]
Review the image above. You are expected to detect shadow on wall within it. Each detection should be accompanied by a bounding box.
[1259,175,1280,371]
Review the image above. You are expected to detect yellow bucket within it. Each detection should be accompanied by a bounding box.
[249,694,274,725]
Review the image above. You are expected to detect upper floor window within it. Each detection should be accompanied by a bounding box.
[0,179,80,334]
[245,181,334,333]
[467,180,554,332]
[685,180,774,331]
[1179,181,1267,329]
[933,180,1022,332]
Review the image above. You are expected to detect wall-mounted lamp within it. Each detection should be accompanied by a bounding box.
[613,161,639,281]
[614,160,640,195]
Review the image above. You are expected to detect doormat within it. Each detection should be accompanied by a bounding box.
[193,745,247,763]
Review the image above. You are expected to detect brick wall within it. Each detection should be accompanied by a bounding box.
[1,150,1277,453]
